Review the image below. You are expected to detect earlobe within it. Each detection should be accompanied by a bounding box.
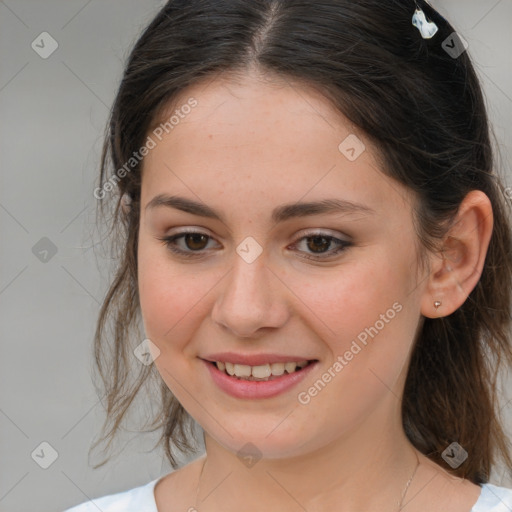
[420,190,494,319]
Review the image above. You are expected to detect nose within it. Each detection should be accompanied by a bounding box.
[211,252,290,339]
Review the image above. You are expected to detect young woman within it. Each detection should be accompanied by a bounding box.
[64,1,512,511]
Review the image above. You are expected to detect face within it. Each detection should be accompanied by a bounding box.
[137,72,427,459]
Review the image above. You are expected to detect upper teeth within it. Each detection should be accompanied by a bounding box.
[216,361,309,378]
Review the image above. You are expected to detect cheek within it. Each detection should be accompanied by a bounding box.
[137,234,229,366]
[292,248,418,393]
[289,252,407,344]
[137,237,201,350]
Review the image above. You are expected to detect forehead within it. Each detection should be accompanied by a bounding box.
[140,72,412,219]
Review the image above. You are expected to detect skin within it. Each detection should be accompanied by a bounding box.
[136,68,493,512]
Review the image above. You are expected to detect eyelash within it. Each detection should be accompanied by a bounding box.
[156,229,352,261]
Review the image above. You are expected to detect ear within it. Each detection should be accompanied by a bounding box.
[420,190,493,319]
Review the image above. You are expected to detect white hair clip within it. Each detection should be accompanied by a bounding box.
[412,7,438,39]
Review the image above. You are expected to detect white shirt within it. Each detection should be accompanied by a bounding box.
[62,477,512,512]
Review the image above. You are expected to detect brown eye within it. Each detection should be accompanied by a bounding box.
[292,232,352,261]
[183,233,210,251]
[157,230,219,258]
[306,236,332,254]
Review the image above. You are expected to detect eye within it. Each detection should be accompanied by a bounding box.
[290,232,352,260]
[156,230,218,258]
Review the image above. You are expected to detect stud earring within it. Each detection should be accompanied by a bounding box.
[434,301,442,309]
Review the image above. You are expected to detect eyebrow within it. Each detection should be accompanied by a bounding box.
[145,194,376,223]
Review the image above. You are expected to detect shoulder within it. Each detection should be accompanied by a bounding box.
[62,478,160,512]
[472,483,512,512]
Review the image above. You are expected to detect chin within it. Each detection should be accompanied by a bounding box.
[204,418,321,461]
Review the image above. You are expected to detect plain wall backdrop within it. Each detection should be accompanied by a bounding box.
[1,1,511,511]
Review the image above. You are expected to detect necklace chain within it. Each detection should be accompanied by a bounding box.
[195,450,420,511]
[397,450,421,510]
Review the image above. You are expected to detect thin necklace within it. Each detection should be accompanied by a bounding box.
[195,450,421,511]
[398,450,421,510]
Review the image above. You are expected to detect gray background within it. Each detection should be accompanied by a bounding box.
[1,1,511,511]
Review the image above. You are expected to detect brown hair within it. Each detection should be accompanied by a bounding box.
[90,0,512,484]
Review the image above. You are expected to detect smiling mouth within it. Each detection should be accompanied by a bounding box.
[209,360,315,381]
